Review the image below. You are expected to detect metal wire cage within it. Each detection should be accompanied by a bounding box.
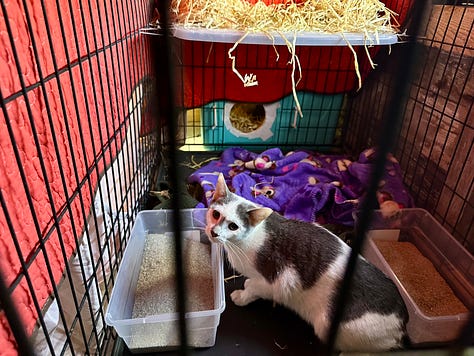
[0,0,158,354]
[0,0,472,355]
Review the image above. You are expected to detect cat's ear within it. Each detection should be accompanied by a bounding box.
[248,207,273,226]
[212,173,230,202]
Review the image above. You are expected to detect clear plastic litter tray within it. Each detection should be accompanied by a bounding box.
[105,209,225,353]
[172,26,399,46]
[361,208,473,346]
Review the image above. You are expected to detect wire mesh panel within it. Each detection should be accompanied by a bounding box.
[0,0,158,354]
[346,2,474,252]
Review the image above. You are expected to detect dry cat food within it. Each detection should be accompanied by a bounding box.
[131,233,214,349]
[374,239,468,317]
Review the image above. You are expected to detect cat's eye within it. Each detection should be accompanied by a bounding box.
[212,210,220,219]
[228,222,239,231]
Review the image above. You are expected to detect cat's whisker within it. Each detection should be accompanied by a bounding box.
[229,241,251,265]
[221,241,245,268]
[226,240,252,267]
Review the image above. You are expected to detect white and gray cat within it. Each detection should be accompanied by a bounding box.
[205,173,409,352]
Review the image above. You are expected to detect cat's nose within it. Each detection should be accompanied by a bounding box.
[211,229,218,238]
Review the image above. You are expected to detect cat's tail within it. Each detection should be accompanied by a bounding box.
[388,329,410,352]
[401,306,411,349]
[401,331,412,349]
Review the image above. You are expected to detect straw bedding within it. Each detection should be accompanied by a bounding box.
[170,0,398,35]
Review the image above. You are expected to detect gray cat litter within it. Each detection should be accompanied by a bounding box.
[130,232,213,349]
[133,233,214,317]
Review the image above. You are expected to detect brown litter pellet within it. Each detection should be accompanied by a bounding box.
[374,239,468,317]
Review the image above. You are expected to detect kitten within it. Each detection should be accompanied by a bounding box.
[205,173,409,352]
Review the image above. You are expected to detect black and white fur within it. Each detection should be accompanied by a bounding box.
[205,174,409,352]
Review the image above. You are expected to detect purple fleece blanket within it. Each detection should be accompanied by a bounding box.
[188,147,414,226]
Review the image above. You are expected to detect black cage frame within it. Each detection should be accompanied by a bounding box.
[0,0,472,355]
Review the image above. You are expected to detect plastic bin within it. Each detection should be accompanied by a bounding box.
[105,209,225,353]
[361,209,473,345]
[173,27,399,46]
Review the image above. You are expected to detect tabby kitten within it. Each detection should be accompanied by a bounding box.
[205,173,409,352]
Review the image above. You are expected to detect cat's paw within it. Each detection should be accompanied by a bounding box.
[230,284,259,306]
[230,289,251,306]
[230,279,262,306]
